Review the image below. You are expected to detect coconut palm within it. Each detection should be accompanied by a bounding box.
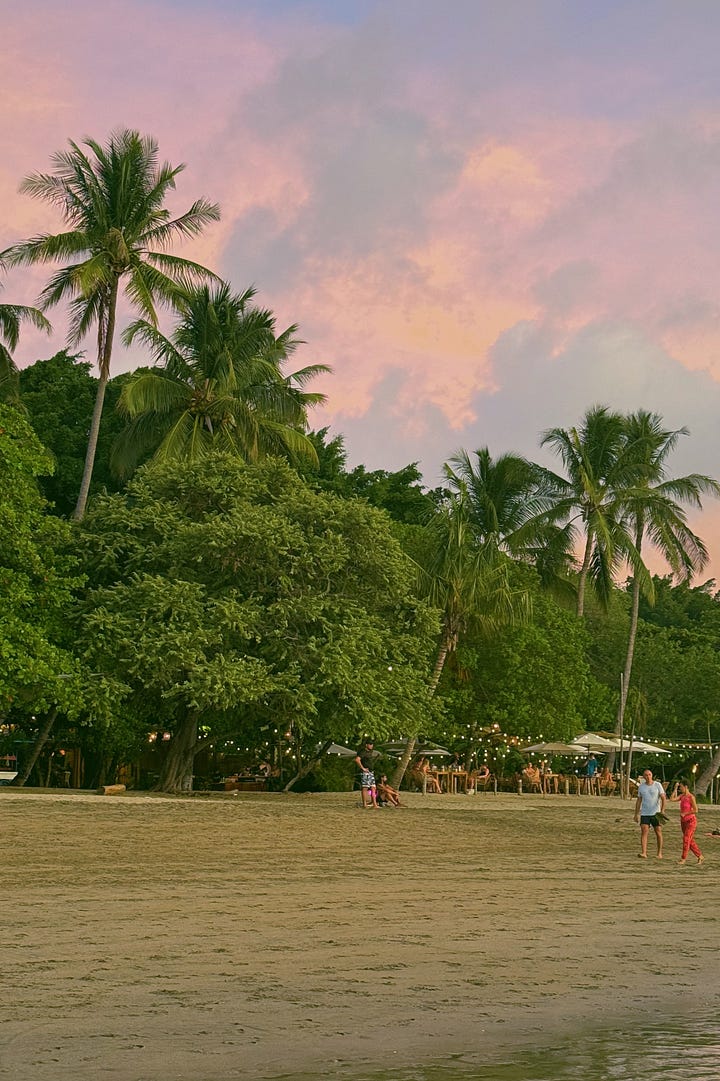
[0,129,220,517]
[0,281,51,403]
[540,405,651,617]
[614,410,720,740]
[444,447,576,592]
[391,488,530,788]
[111,283,329,473]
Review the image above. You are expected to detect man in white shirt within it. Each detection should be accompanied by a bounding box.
[633,768,666,859]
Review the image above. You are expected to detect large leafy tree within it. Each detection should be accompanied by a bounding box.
[540,405,651,617]
[77,454,438,793]
[0,405,85,750]
[613,410,719,740]
[0,280,51,404]
[1,129,220,518]
[111,283,328,474]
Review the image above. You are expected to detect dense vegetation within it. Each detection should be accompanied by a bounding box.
[2,129,720,794]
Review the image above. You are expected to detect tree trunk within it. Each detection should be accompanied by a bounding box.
[608,529,644,773]
[73,279,118,520]
[154,713,199,794]
[695,746,720,798]
[576,530,594,618]
[283,740,332,792]
[11,710,57,787]
[391,633,451,789]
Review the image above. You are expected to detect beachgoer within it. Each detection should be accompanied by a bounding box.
[584,754,598,793]
[377,774,401,807]
[633,768,666,858]
[411,757,442,794]
[598,766,616,796]
[354,738,379,808]
[521,763,542,792]
[668,781,704,866]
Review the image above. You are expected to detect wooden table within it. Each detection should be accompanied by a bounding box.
[433,769,469,794]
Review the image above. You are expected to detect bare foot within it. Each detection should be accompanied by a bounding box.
[698,855,705,865]
[678,860,687,865]
[638,853,647,858]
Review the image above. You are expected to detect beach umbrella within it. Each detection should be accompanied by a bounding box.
[417,745,452,757]
[620,739,671,755]
[522,742,586,755]
[322,743,358,757]
[570,733,621,752]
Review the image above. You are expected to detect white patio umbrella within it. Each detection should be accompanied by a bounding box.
[322,743,358,757]
[570,733,621,752]
[522,742,586,755]
[620,739,671,755]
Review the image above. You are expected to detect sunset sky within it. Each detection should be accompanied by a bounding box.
[2,0,720,579]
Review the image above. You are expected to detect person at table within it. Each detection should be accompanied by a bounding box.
[522,763,542,790]
[412,756,442,793]
[584,754,598,792]
[468,763,492,792]
[598,766,616,795]
[448,752,463,771]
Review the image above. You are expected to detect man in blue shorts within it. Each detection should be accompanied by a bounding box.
[633,768,666,858]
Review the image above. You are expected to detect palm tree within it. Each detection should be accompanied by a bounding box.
[0,281,51,403]
[444,447,576,588]
[614,410,719,741]
[1,129,220,517]
[391,489,530,788]
[540,405,651,617]
[111,283,329,473]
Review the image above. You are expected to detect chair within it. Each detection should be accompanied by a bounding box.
[468,769,495,794]
[521,767,542,794]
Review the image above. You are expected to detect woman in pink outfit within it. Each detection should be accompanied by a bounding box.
[669,781,704,865]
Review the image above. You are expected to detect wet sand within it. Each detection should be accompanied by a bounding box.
[2,788,718,1080]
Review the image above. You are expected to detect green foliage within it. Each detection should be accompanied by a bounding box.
[77,454,439,783]
[19,351,126,514]
[440,574,607,743]
[0,405,85,717]
[113,283,329,475]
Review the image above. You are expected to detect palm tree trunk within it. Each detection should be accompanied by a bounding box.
[391,633,451,789]
[613,551,642,739]
[576,530,594,617]
[73,280,118,520]
[11,709,57,786]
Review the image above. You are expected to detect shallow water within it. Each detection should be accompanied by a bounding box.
[279,1015,720,1081]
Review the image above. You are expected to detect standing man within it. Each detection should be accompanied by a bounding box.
[584,754,598,793]
[354,738,379,809]
[633,768,666,858]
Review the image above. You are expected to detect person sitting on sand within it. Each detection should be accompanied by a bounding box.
[377,774,402,807]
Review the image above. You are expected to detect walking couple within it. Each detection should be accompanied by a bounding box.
[634,769,704,865]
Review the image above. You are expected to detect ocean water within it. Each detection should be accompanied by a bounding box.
[277,1014,720,1081]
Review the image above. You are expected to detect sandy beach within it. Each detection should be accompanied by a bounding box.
[2,788,718,1081]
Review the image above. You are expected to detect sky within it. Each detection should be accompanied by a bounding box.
[2,0,720,580]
